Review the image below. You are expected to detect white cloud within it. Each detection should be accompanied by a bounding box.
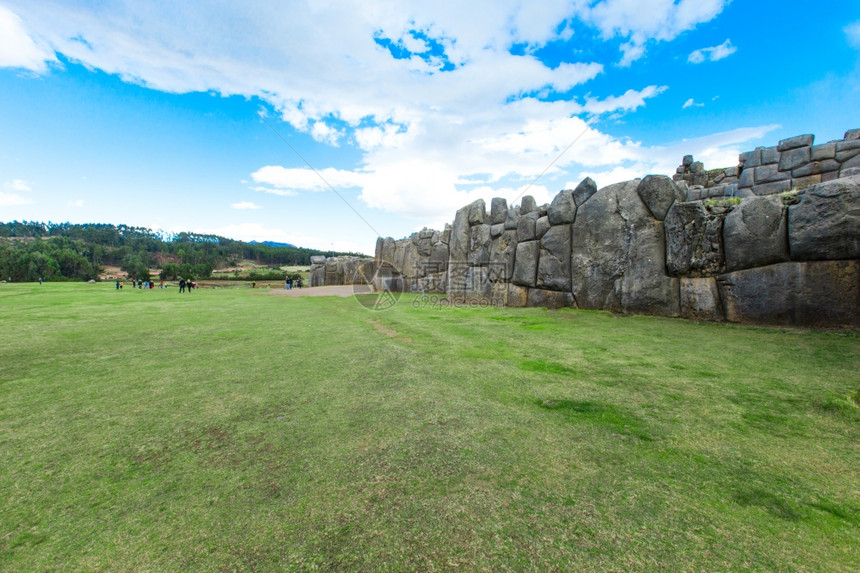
[2,0,735,227]
[0,5,55,72]
[846,21,860,49]
[68,199,84,207]
[9,179,32,192]
[688,38,736,63]
[231,201,262,210]
[0,191,33,206]
[586,0,728,64]
[682,98,704,109]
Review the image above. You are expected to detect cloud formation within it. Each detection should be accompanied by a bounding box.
[688,39,736,63]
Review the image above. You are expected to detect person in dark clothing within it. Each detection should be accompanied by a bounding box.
[179,278,186,293]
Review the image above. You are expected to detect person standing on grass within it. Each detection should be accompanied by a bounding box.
[179,278,186,293]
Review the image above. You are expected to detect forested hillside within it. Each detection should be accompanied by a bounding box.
[0,221,365,282]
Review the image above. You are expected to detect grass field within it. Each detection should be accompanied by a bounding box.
[1,282,858,571]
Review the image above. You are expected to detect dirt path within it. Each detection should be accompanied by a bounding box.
[265,285,373,298]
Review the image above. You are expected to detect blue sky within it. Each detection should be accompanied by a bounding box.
[1,1,858,255]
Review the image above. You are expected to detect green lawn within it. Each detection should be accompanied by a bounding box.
[1,282,858,571]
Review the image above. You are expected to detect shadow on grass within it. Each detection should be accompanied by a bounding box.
[535,398,655,441]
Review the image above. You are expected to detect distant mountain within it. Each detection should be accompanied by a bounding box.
[249,240,297,248]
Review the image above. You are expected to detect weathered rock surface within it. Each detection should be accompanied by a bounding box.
[490,197,508,224]
[547,189,576,225]
[537,224,571,291]
[723,196,789,271]
[513,240,539,288]
[664,201,725,276]
[716,261,859,326]
[680,278,724,321]
[788,176,860,261]
[637,175,684,220]
[527,288,576,310]
[489,229,517,282]
[572,177,598,206]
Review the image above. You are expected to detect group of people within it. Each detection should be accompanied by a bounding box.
[114,279,192,291]
[284,276,303,290]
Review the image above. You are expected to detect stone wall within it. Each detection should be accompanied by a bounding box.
[314,129,860,327]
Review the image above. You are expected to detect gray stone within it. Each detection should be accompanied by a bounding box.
[428,242,449,274]
[755,163,790,184]
[741,150,762,168]
[504,207,521,230]
[637,175,684,220]
[468,224,491,267]
[788,176,860,261]
[512,240,539,287]
[725,166,739,177]
[716,261,860,326]
[490,197,508,224]
[547,189,577,225]
[417,233,434,257]
[310,265,326,286]
[520,195,538,214]
[686,188,703,201]
[537,224,571,292]
[735,187,755,198]
[536,216,551,239]
[310,255,327,265]
[738,167,755,189]
[842,153,860,170]
[572,177,599,207]
[571,180,678,316]
[723,196,789,271]
[517,211,539,242]
[691,161,704,173]
[691,173,708,187]
[490,223,505,238]
[778,146,810,171]
[374,238,383,262]
[791,159,841,177]
[760,146,779,165]
[539,204,548,217]
[448,204,472,289]
[835,148,860,163]
[841,167,860,177]
[836,139,860,152]
[791,174,822,190]
[527,288,576,310]
[664,201,725,277]
[467,199,486,225]
[752,180,791,196]
[811,142,836,161]
[777,134,814,151]
[489,229,517,282]
[683,155,693,166]
[381,237,396,264]
[680,278,724,321]
[845,129,860,141]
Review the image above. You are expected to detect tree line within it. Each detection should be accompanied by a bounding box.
[0,221,365,282]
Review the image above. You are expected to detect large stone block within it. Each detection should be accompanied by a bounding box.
[547,189,577,225]
[490,223,505,238]
[741,149,762,168]
[504,207,520,230]
[777,134,814,151]
[468,224,492,267]
[428,242,449,274]
[490,197,508,224]
[791,159,840,177]
[513,240,539,287]
[716,261,860,326]
[527,288,576,309]
[779,146,811,171]
[536,216,551,239]
[637,175,684,220]
[448,204,472,288]
[572,177,599,206]
[811,142,836,161]
[788,176,860,260]
[517,211,539,242]
[664,201,725,277]
[738,167,755,188]
[680,277,724,321]
[310,255,327,265]
[489,229,517,282]
[520,195,538,214]
[755,163,790,184]
[537,224,571,291]
[760,146,779,165]
[752,180,791,196]
[467,199,486,225]
[723,196,789,271]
